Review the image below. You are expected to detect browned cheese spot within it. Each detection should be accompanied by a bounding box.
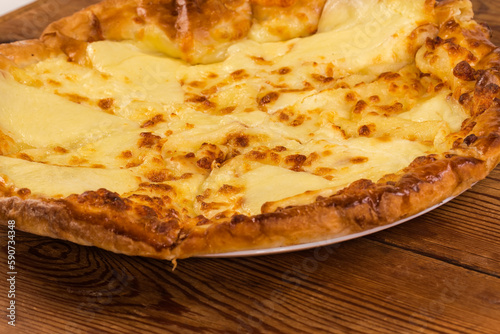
[53,146,68,154]
[218,184,242,195]
[225,133,250,148]
[200,201,227,211]
[353,100,368,114]
[314,167,336,176]
[378,102,404,115]
[196,143,227,170]
[290,115,306,127]
[278,111,290,122]
[195,215,211,226]
[140,182,174,193]
[98,98,114,110]
[69,156,88,165]
[230,69,249,80]
[146,170,168,183]
[126,161,142,168]
[259,92,280,106]
[17,188,31,197]
[303,152,320,167]
[453,61,476,81]
[246,149,267,161]
[284,154,307,171]
[345,92,357,102]
[350,156,369,164]
[272,146,287,152]
[141,114,165,128]
[434,83,445,92]
[311,74,334,83]
[188,81,207,88]
[358,124,376,137]
[60,93,90,104]
[186,95,216,109]
[47,79,62,87]
[201,85,218,96]
[120,150,133,159]
[335,82,350,89]
[219,106,237,114]
[138,132,162,148]
[277,67,291,75]
[250,56,273,65]
[16,153,33,162]
[378,72,401,81]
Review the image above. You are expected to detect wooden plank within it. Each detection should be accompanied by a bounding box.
[0,229,499,334]
[368,165,500,277]
[472,0,500,45]
[0,0,100,43]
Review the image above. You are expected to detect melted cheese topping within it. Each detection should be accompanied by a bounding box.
[0,0,468,219]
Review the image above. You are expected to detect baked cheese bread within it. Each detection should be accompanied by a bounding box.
[0,0,499,260]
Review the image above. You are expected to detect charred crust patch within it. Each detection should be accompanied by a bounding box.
[230,214,250,225]
[463,134,478,146]
[17,188,31,197]
[72,189,130,211]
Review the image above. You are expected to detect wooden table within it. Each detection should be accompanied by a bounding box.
[0,1,499,333]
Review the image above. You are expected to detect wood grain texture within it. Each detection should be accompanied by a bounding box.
[0,0,100,43]
[368,166,500,277]
[0,1,499,334]
[1,220,500,334]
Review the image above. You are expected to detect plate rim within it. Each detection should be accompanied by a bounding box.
[197,194,458,258]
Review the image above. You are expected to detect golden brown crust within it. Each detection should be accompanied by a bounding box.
[0,39,59,69]
[5,0,331,64]
[0,0,499,260]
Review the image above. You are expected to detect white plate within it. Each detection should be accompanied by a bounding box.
[199,195,457,258]
[0,0,36,16]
